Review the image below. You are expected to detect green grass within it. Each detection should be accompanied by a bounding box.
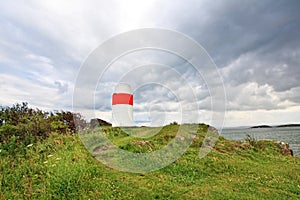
[1,124,300,199]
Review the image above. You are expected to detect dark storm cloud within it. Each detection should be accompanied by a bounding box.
[148,0,300,111]
[179,0,300,92]
[148,0,300,92]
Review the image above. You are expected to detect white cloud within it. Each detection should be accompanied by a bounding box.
[225,82,296,111]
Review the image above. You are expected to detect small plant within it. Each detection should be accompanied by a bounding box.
[244,134,256,146]
[170,121,178,125]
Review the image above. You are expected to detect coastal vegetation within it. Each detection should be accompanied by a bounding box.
[1,103,299,199]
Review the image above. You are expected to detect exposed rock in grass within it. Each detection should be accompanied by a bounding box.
[90,118,112,128]
[277,141,293,156]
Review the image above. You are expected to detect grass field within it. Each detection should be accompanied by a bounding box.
[1,124,300,199]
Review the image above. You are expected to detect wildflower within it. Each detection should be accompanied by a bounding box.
[26,144,33,148]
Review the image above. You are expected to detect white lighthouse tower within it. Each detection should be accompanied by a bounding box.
[112,83,134,127]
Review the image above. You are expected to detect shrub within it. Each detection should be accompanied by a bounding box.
[0,102,87,154]
[170,121,178,125]
[245,134,256,147]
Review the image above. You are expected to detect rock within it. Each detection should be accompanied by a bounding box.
[277,141,293,156]
[208,126,220,136]
[90,118,112,128]
[93,145,109,153]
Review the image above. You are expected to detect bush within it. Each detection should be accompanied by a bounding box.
[245,134,256,147]
[0,102,87,154]
[170,121,178,125]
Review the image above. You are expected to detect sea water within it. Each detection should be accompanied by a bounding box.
[220,127,300,156]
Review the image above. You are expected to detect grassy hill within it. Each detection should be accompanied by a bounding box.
[1,123,299,199]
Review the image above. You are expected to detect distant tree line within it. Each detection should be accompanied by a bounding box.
[0,102,86,154]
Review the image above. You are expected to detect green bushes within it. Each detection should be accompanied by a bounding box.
[0,102,86,155]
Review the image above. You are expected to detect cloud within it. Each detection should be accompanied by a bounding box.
[54,81,68,94]
[0,0,299,126]
[149,0,300,89]
[225,82,296,111]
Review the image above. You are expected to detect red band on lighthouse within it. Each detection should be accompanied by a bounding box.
[112,93,133,105]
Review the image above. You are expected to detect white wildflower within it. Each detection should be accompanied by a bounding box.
[26,144,33,148]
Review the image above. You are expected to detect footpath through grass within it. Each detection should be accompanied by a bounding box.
[1,124,300,199]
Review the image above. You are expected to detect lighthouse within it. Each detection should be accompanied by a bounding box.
[112,83,134,127]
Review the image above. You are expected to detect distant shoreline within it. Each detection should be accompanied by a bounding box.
[223,124,300,129]
[250,124,300,129]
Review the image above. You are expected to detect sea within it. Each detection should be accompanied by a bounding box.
[220,126,300,156]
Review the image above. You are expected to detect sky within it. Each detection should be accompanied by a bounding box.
[0,0,300,127]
